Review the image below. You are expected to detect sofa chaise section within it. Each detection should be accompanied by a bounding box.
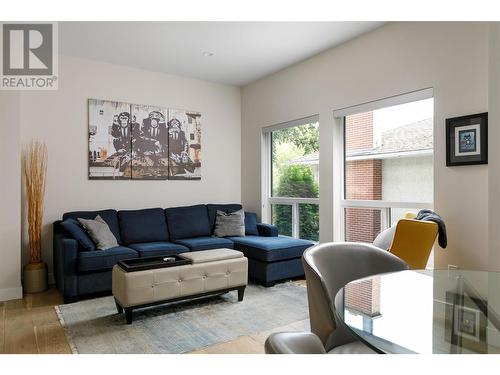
[229,234,314,286]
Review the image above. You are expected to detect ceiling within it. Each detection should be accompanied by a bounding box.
[60,22,384,86]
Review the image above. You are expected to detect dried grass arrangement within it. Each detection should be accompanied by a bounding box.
[22,140,48,265]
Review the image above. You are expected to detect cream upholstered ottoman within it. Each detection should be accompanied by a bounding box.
[112,248,248,324]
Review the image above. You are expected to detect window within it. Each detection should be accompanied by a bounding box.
[340,91,434,246]
[263,117,319,241]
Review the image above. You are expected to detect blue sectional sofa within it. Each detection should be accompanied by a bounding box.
[53,203,314,302]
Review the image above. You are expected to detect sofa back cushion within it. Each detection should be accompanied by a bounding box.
[165,204,211,241]
[63,209,121,244]
[59,218,96,251]
[244,212,259,236]
[118,208,169,245]
[207,204,242,233]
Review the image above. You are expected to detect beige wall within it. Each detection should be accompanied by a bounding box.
[242,22,490,270]
[489,23,500,272]
[18,55,242,282]
[0,92,22,301]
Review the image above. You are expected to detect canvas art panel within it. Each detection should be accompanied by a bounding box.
[168,109,202,180]
[131,104,169,180]
[89,99,202,180]
[88,99,132,179]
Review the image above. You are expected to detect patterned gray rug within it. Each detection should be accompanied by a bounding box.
[55,282,308,354]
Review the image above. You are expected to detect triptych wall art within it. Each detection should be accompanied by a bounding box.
[88,99,201,180]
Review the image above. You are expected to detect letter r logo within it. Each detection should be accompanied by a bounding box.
[2,23,53,75]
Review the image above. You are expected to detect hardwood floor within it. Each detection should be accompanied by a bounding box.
[0,280,308,354]
[0,288,71,354]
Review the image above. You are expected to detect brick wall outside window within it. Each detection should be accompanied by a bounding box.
[345,112,374,151]
[345,112,381,243]
[344,277,381,317]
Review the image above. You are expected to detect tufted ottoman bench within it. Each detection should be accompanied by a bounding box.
[112,248,248,323]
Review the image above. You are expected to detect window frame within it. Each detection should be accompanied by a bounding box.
[335,88,434,241]
[261,115,320,240]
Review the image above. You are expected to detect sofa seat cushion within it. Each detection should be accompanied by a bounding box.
[128,242,189,258]
[165,205,211,241]
[228,235,314,262]
[77,246,138,273]
[174,236,234,251]
[118,208,169,245]
[63,209,122,244]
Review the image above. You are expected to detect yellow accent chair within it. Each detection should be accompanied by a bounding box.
[373,214,439,269]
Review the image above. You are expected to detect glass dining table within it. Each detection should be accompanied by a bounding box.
[334,269,500,354]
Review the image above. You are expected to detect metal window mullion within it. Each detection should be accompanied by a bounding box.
[380,207,390,231]
[268,197,319,205]
[292,202,299,239]
[340,199,432,210]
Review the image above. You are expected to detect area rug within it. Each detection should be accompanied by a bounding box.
[55,282,308,354]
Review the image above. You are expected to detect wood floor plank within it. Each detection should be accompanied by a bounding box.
[0,302,5,353]
[30,289,64,308]
[35,322,71,354]
[3,308,38,354]
[4,298,28,311]
[31,306,60,327]
[190,336,264,354]
[249,322,301,346]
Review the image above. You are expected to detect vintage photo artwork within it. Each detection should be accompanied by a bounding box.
[88,99,132,179]
[131,104,169,180]
[446,113,488,166]
[88,99,201,180]
[168,109,202,180]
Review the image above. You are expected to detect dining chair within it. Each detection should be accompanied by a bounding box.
[373,214,439,269]
[265,242,409,354]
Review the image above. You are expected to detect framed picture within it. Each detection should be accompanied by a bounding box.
[445,291,488,353]
[446,113,488,166]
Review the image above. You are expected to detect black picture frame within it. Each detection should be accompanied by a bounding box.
[446,113,488,166]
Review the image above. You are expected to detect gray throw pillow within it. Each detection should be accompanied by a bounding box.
[214,209,245,237]
[78,215,119,250]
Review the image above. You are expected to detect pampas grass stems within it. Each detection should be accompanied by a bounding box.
[22,140,48,265]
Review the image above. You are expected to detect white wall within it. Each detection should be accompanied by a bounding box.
[0,92,23,301]
[242,22,490,270]
[18,55,242,281]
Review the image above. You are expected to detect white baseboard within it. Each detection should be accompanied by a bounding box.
[0,286,23,302]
